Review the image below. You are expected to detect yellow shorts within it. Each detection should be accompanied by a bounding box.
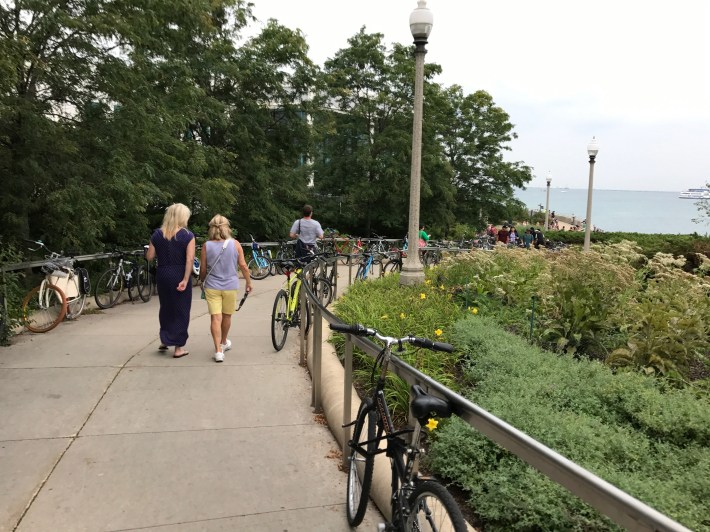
[204,288,238,315]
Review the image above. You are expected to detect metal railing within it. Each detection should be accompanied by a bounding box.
[296,257,691,532]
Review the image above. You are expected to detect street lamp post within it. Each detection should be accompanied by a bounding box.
[400,0,433,286]
[544,172,551,231]
[583,137,599,251]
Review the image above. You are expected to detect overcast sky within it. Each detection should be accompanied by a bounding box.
[247,0,709,192]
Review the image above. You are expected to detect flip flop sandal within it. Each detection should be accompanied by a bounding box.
[173,351,190,358]
[159,344,168,351]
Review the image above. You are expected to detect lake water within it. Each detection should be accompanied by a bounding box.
[514,188,709,235]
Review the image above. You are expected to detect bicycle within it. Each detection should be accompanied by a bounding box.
[330,323,466,531]
[382,248,405,276]
[354,249,386,282]
[270,257,314,351]
[247,235,272,280]
[310,252,340,307]
[21,241,90,332]
[94,250,152,309]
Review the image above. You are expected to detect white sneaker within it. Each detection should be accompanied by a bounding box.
[221,339,232,352]
[214,351,224,363]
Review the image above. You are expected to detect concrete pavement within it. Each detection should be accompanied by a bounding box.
[0,274,382,531]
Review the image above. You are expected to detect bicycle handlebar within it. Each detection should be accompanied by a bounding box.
[329,323,454,353]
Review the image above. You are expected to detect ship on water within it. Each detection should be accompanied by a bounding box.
[678,188,710,199]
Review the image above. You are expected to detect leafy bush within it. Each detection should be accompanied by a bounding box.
[427,316,710,531]
[0,240,27,344]
[332,273,465,419]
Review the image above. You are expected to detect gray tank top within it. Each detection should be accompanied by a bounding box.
[204,239,239,290]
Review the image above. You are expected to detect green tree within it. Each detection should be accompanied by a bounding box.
[692,182,710,227]
[434,85,532,228]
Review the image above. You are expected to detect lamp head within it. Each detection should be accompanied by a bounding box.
[410,0,433,41]
[546,172,552,185]
[587,136,599,157]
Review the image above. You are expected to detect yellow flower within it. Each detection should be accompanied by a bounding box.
[400,312,406,319]
[381,314,389,320]
[425,279,432,285]
[472,307,479,315]
[439,284,445,290]
[420,293,426,300]
[435,328,443,337]
[425,418,439,431]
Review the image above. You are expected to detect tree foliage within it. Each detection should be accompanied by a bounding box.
[1,9,530,254]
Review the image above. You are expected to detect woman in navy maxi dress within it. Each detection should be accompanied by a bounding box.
[146,203,196,358]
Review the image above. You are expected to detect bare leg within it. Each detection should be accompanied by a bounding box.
[210,314,223,353]
[220,314,232,345]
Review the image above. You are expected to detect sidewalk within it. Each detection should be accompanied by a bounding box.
[0,275,382,531]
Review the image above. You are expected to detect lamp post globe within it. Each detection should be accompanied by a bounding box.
[400,0,433,285]
[583,137,599,252]
[544,172,552,231]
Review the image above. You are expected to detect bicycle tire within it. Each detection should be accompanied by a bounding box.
[22,283,67,333]
[382,260,402,277]
[94,268,124,309]
[346,399,377,527]
[271,289,289,351]
[314,278,333,306]
[355,263,366,282]
[405,479,467,532]
[65,273,87,320]
[137,264,152,302]
[248,257,270,280]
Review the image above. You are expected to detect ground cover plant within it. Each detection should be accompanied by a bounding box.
[429,317,709,531]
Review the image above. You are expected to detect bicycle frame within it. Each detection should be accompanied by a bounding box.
[281,267,304,321]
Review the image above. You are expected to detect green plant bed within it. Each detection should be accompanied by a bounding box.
[544,230,710,259]
[427,316,710,531]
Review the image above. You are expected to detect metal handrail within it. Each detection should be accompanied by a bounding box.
[297,259,691,532]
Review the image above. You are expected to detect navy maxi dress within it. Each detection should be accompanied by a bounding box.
[151,228,195,347]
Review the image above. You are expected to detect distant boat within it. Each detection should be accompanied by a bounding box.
[679,188,710,199]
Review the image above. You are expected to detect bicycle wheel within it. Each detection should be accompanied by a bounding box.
[271,289,289,351]
[137,264,152,302]
[354,263,366,282]
[64,272,87,320]
[248,257,270,280]
[94,268,124,309]
[314,278,333,306]
[405,480,467,532]
[22,283,67,333]
[382,260,402,277]
[346,399,377,527]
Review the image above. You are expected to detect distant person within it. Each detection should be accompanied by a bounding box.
[497,225,509,244]
[290,204,324,258]
[146,203,195,358]
[534,227,545,249]
[418,224,430,248]
[200,215,253,363]
[508,227,518,246]
[522,228,534,249]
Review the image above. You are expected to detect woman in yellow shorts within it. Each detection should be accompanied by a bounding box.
[199,215,253,362]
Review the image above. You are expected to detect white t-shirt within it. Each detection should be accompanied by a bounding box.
[290,218,323,244]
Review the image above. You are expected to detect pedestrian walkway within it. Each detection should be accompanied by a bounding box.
[0,274,382,531]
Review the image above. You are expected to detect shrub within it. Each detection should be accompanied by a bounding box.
[427,316,710,531]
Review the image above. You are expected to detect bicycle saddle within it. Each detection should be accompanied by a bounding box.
[410,384,453,422]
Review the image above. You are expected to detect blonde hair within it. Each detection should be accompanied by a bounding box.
[207,214,233,241]
[160,203,191,240]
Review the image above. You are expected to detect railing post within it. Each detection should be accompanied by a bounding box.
[342,334,353,469]
[333,256,338,300]
[311,303,323,412]
[348,254,353,286]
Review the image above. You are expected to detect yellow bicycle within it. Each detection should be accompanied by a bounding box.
[270,258,313,351]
